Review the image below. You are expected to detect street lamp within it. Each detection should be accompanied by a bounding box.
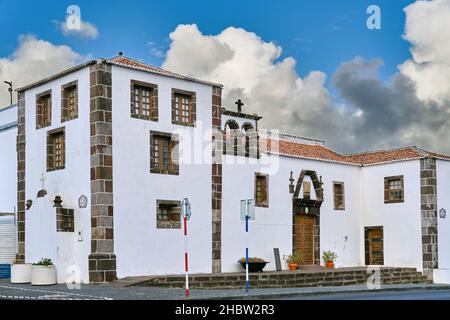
[4,81,13,106]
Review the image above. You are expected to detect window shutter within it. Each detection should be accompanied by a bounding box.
[130,82,135,115]
[151,88,158,121]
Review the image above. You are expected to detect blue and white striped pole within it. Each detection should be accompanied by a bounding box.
[245,200,249,292]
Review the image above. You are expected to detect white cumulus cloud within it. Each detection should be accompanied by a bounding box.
[0,35,88,107]
[54,19,99,39]
[400,0,450,103]
[161,0,450,154]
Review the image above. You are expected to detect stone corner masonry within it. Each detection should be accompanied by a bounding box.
[211,86,222,273]
[89,60,117,283]
[420,157,438,271]
[16,91,26,262]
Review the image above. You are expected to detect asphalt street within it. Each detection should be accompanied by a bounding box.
[1,279,450,300]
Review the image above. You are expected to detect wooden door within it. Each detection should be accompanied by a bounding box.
[293,215,315,265]
[366,228,384,265]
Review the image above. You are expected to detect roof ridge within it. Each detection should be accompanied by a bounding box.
[411,146,431,157]
[109,55,173,73]
[342,145,418,156]
[107,55,222,87]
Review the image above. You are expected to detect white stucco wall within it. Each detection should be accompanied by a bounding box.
[111,65,214,278]
[0,106,17,213]
[222,153,363,272]
[361,160,422,270]
[24,68,91,283]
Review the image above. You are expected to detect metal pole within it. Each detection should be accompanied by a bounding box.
[245,200,249,292]
[183,203,189,297]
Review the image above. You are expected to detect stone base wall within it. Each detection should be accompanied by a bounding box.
[137,267,431,289]
[89,253,117,283]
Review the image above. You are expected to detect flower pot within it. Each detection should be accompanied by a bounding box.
[11,264,32,284]
[31,265,57,286]
[325,261,334,269]
[239,261,268,273]
[288,263,298,271]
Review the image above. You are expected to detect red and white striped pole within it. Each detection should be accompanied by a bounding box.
[183,204,189,297]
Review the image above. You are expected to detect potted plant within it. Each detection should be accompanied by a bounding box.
[284,252,302,271]
[322,250,338,269]
[11,259,32,284]
[238,257,269,273]
[31,258,57,286]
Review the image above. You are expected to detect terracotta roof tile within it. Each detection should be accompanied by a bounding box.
[263,138,450,166]
[343,147,424,165]
[107,56,222,87]
[262,138,360,165]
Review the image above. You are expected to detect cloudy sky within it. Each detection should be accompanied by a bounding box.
[1,0,449,154]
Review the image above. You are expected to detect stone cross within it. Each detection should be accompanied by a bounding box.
[235,99,244,113]
[39,173,46,190]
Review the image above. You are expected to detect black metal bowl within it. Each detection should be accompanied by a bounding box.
[239,261,268,273]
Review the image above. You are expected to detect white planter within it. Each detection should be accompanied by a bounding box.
[11,264,32,284]
[31,265,57,286]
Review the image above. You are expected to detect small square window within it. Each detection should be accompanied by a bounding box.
[156,200,181,229]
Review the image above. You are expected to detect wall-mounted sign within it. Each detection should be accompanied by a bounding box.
[78,195,88,209]
[439,208,446,219]
[182,198,192,220]
[240,199,255,221]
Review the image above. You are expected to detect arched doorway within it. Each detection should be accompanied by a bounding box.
[292,170,323,265]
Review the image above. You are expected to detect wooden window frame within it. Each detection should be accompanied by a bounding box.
[47,127,65,172]
[255,173,269,208]
[333,181,345,210]
[130,80,158,121]
[61,81,78,122]
[384,175,404,204]
[150,131,179,175]
[36,90,52,129]
[172,89,196,127]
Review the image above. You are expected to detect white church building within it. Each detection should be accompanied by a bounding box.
[1,55,450,284]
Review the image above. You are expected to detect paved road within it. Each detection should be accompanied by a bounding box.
[1,279,450,300]
[277,289,450,300]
